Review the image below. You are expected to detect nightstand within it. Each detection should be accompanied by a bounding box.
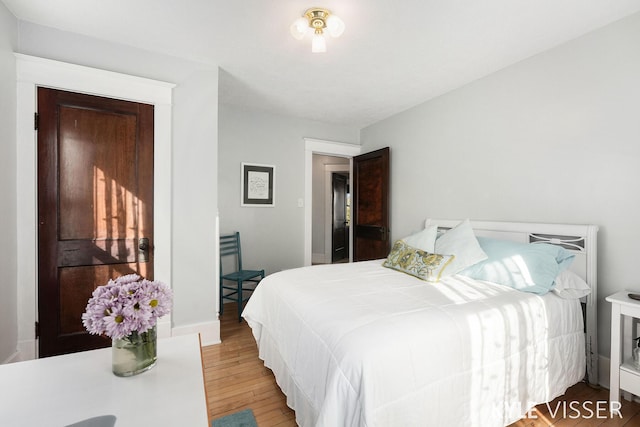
[607,290,640,411]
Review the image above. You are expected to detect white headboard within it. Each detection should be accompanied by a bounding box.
[425,218,599,385]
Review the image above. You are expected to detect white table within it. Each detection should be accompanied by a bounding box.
[607,290,640,413]
[0,334,209,426]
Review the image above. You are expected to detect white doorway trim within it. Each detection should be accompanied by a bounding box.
[304,138,361,266]
[15,54,175,360]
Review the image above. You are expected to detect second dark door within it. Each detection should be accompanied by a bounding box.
[332,173,349,262]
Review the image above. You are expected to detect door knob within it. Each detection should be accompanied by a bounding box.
[138,237,150,262]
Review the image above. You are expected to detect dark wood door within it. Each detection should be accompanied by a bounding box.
[352,147,390,261]
[331,173,349,262]
[38,88,154,357]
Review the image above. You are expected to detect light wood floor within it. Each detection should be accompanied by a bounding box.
[203,304,640,426]
[202,303,296,426]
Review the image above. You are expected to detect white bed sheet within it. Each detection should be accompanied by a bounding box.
[242,260,585,427]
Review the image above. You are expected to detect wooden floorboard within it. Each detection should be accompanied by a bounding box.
[203,303,296,426]
[203,303,640,426]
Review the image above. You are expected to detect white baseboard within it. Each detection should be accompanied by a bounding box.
[171,319,221,346]
[2,351,20,364]
[312,253,327,264]
[15,339,37,362]
[5,339,37,363]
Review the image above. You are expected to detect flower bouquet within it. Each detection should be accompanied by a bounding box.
[82,274,172,376]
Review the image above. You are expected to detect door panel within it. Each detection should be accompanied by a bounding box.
[38,88,154,357]
[58,106,137,239]
[58,263,149,335]
[352,147,390,261]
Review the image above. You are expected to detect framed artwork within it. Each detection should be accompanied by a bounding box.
[241,162,275,207]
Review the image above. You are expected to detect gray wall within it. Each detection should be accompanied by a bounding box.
[0,2,17,363]
[218,104,359,274]
[360,12,640,361]
[15,22,219,332]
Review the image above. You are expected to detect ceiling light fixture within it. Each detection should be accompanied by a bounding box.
[290,8,345,53]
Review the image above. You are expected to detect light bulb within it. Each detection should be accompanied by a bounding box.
[290,17,308,40]
[311,33,327,53]
[326,15,345,38]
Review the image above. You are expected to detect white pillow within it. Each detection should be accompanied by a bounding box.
[402,225,438,253]
[552,269,591,299]
[434,219,487,274]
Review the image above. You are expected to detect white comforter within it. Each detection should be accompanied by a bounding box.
[242,260,585,427]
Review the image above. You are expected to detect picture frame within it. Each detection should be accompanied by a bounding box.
[241,162,275,207]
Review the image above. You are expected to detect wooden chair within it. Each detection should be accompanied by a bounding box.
[219,232,265,322]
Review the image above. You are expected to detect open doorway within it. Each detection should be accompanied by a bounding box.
[312,154,350,264]
[304,139,362,266]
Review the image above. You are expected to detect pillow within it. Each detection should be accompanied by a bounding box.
[383,240,455,282]
[402,225,438,253]
[434,219,487,274]
[459,237,576,295]
[552,269,591,299]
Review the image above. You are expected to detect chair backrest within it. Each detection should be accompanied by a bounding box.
[220,232,243,272]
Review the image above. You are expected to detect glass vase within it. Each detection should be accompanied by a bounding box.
[112,326,157,377]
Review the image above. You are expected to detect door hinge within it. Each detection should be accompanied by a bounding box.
[35,321,39,339]
[34,112,39,131]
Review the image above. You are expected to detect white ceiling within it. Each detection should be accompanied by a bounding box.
[4,0,640,128]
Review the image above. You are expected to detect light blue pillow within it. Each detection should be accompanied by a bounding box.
[458,237,575,295]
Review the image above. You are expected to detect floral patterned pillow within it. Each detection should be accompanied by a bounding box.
[383,240,455,282]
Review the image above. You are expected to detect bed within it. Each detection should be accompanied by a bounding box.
[242,219,598,426]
